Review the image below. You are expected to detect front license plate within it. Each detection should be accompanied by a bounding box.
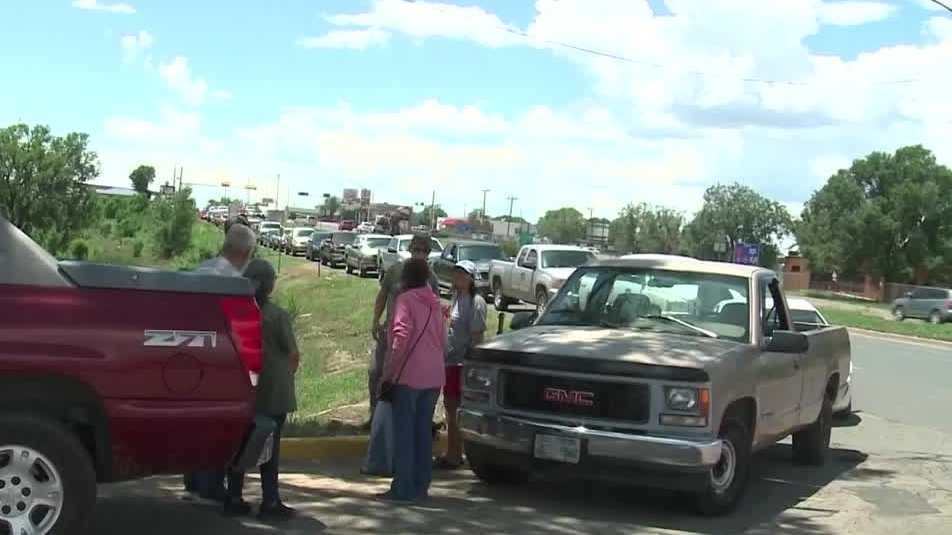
[534,434,581,464]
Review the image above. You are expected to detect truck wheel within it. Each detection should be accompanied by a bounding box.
[378,267,386,282]
[793,391,833,466]
[345,262,353,275]
[893,307,905,321]
[535,288,548,313]
[493,283,509,311]
[465,442,528,485]
[0,414,96,535]
[695,418,751,516]
[929,310,942,325]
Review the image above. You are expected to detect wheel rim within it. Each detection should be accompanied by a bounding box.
[894,308,904,320]
[536,292,547,313]
[930,313,940,325]
[0,445,64,535]
[710,439,736,494]
[494,288,503,308]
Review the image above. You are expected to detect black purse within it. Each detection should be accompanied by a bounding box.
[378,306,433,403]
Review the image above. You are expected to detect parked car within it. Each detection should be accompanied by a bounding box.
[306,232,333,261]
[276,227,293,252]
[258,228,280,248]
[345,234,392,277]
[286,227,315,256]
[461,255,852,515]
[356,221,375,234]
[490,245,596,312]
[377,234,444,280]
[258,220,282,236]
[339,220,356,231]
[431,240,506,298]
[0,216,262,534]
[892,286,952,324]
[319,231,358,267]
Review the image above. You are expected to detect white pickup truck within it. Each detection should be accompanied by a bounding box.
[489,245,595,312]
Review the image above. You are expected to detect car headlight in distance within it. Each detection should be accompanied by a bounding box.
[465,366,493,390]
[665,387,699,411]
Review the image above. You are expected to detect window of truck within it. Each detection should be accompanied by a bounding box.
[459,245,505,262]
[541,267,751,342]
[541,250,595,268]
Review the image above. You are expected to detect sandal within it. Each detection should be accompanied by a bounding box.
[433,456,464,470]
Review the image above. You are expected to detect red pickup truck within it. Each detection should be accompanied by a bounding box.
[0,217,261,534]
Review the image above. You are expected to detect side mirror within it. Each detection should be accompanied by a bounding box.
[766,330,809,353]
[388,247,397,253]
[510,311,538,331]
[905,291,913,298]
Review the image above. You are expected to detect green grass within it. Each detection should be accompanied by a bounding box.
[823,309,952,342]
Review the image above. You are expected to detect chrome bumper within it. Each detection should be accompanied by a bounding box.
[460,409,721,470]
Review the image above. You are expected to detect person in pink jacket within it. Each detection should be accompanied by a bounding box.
[378,258,446,502]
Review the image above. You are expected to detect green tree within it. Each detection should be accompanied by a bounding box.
[152,188,196,258]
[0,123,98,253]
[416,206,447,227]
[537,207,586,244]
[610,204,685,254]
[798,146,952,283]
[684,183,791,267]
[323,195,341,217]
[129,165,156,195]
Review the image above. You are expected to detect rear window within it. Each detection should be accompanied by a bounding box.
[296,229,313,237]
[366,238,390,248]
[459,245,505,262]
[790,310,823,325]
[333,232,357,244]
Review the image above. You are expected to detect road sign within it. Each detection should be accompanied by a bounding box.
[734,242,761,265]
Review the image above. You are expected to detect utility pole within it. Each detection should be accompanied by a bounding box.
[506,196,518,238]
[481,188,490,223]
[588,207,594,245]
[275,174,281,214]
[430,190,436,231]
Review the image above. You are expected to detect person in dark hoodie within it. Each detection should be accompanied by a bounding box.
[224,258,299,521]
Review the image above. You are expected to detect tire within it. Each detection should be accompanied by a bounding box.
[493,282,509,311]
[358,266,367,278]
[535,288,549,313]
[793,390,833,466]
[0,414,97,535]
[378,267,386,282]
[835,400,853,419]
[929,310,942,325]
[893,307,905,321]
[465,441,528,485]
[695,417,751,516]
[345,261,353,274]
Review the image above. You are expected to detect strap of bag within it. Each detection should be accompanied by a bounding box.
[391,304,434,386]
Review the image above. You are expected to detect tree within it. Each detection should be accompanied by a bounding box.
[129,165,156,195]
[322,195,341,217]
[684,183,792,267]
[610,204,685,254]
[416,206,447,227]
[537,207,586,244]
[0,123,98,254]
[798,146,952,283]
[152,187,196,258]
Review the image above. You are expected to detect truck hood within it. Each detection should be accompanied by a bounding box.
[540,267,577,282]
[479,325,744,372]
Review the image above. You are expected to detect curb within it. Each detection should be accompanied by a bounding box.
[847,327,952,348]
[282,433,448,462]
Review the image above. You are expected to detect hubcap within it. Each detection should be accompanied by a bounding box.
[894,308,904,319]
[0,446,64,535]
[710,439,736,494]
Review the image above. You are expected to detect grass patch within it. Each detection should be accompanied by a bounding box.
[824,308,952,342]
[791,289,890,310]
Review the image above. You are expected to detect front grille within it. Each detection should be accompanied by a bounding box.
[500,370,649,423]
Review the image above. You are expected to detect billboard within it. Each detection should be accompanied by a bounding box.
[342,188,359,203]
[360,188,371,204]
[734,242,762,266]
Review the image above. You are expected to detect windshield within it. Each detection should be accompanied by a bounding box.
[459,245,505,262]
[791,309,823,325]
[430,239,444,252]
[296,229,313,237]
[333,232,357,244]
[366,238,390,249]
[542,250,595,269]
[539,267,751,342]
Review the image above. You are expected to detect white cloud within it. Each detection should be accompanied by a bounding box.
[158,56,211,105]
[72,0,135,14]
[924,15,952,40]
[320,0,522,48]
[120,30,153,63]
[210,89,233,100]
[297,29,391,50]
[817,2,898,26]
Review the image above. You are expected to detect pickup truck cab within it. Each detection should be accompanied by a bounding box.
[0,217,260,534]
[490,245,595,312]
[461,255,851,515]
[431,240,506,298]
[376,234,444,281]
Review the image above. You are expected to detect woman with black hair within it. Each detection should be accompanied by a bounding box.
[435,260,486,470]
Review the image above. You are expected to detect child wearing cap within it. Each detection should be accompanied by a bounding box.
[435,260,487,470]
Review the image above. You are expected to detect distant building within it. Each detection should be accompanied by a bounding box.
[342,188,359,204]
[586,222,610,245]
[491,219,535,241]
[86,184,140,197]
[360,188,371,205]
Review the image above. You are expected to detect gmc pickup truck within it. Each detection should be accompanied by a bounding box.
[461,255,851,515]
[489,245,595,312]
[0,217,260,534]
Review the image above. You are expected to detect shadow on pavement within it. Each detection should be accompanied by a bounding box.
[92,443,867,535]
[833,411,863,428]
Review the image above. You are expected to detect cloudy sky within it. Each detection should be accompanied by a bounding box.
[2,0,951,221]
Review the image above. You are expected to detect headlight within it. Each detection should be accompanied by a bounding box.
[465,366,493,390]
[665,387,699,411]
[550,278,566,289]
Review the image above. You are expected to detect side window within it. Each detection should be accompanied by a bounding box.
[762,278,789,337]
[445,245,457,261]
[516,248,529,266]
[525,250,538,268]
[388,238,397,251]
[911,289,927,299]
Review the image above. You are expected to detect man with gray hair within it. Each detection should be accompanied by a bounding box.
[185,222,256,501]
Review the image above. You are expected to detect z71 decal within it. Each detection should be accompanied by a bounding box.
[143,330,218,348]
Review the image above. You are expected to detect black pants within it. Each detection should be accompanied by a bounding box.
[227,413,287,506]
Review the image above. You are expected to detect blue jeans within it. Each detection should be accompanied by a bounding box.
[390,385,440,500]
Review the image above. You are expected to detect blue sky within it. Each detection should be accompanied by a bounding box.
[2,0,951,221]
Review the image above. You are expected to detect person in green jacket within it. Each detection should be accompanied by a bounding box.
[225,259,299,521]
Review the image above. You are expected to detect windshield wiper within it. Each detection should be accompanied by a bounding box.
[640,314,719,339]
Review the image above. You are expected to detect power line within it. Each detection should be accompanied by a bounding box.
[929,0,952,14]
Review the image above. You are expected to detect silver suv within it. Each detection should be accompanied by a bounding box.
[892,287,952,324]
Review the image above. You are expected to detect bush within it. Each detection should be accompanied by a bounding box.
[152,189,196,258]
[500,239,520,258]
[132,240,145,258]
[69,239,89,260]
